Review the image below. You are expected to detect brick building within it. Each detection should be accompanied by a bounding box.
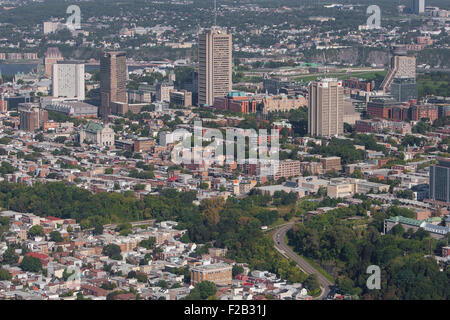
[190,263,232,286]
[320,157,341,173]
[274,160,301,180]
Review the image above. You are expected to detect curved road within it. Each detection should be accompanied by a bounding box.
[272,223,334,300]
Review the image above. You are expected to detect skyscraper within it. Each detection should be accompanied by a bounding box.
[430,158,450,204]
[381,48,416,92]
[198,28,232,106]
[308,79,344,137]
[52,61,85,100]
[99,51,127,118]
[412,0,425,14]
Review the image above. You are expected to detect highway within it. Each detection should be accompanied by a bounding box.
[272,222,334,300]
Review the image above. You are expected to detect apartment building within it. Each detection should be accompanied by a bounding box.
[320,156,342,173]
[274,160,301,180]
[190,263,232,286]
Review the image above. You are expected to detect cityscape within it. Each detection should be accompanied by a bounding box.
[0,0,448,304]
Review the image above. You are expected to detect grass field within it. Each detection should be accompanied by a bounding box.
[418,72,450,98]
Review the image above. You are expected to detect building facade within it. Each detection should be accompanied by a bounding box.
[79,121,115,147]
[308,79,344,137]
[100,51,127,118]
[190,263,232,286]
[430,158,450,204]
[274,160,301,180]
[390,77,418,102]
[169,90,192,107]
[19,105,48,132]
[198,28,232,106]
[381,49,416,92]
[52,62,85,100]
[44,47,63,78]
[320,157,342,172]
[412,0,425,14]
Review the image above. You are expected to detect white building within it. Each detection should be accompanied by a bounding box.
[52,62,85,101]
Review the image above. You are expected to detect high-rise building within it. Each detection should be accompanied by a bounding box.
[18,104,48,132]
[44,47,63,78]
[390,77,418,102]
[198,28,232,106]
[308,79,344,137]
[430,158,450,204]
[381,48,416,92]
[156,81,174,102]
[412,0,425,14]
[52,62,85,100]
[0,96,7,113]
[99,51,127,118]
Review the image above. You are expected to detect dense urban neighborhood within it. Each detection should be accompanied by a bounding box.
[0,0,448,301]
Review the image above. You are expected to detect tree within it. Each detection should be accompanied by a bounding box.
[93,224,104,236]
[350,169,364,179]
[336,275,360,295]
[35,133,44,142]
[199,182,209,190]
[50,231,63,243]
[54,136,67,144]
[185,287,201,300]
[20,256,42,272]
[2,248,19,265]
[28,225,44,237]
[232,265,244,277]
[139,237,156,250]
[101,282,117,290]
[102,244,122,260]
[136,273,148,283]
[200,198,225,226]
[303,274,320,293]
[104,168,113,175]
[63,268,75,281]
[197,281,217,299]
[156,280,168,288]
[0,268,12,280]
[391,224,405,237]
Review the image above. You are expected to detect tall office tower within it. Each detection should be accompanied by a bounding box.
[52,62,85,100]
[430,158,450,204]
[381,47,416,92]
[412,0,425,14]
[99,51,127,118]
[44,47,63,78]
[308,79,344,137]
[198,28,232,106]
